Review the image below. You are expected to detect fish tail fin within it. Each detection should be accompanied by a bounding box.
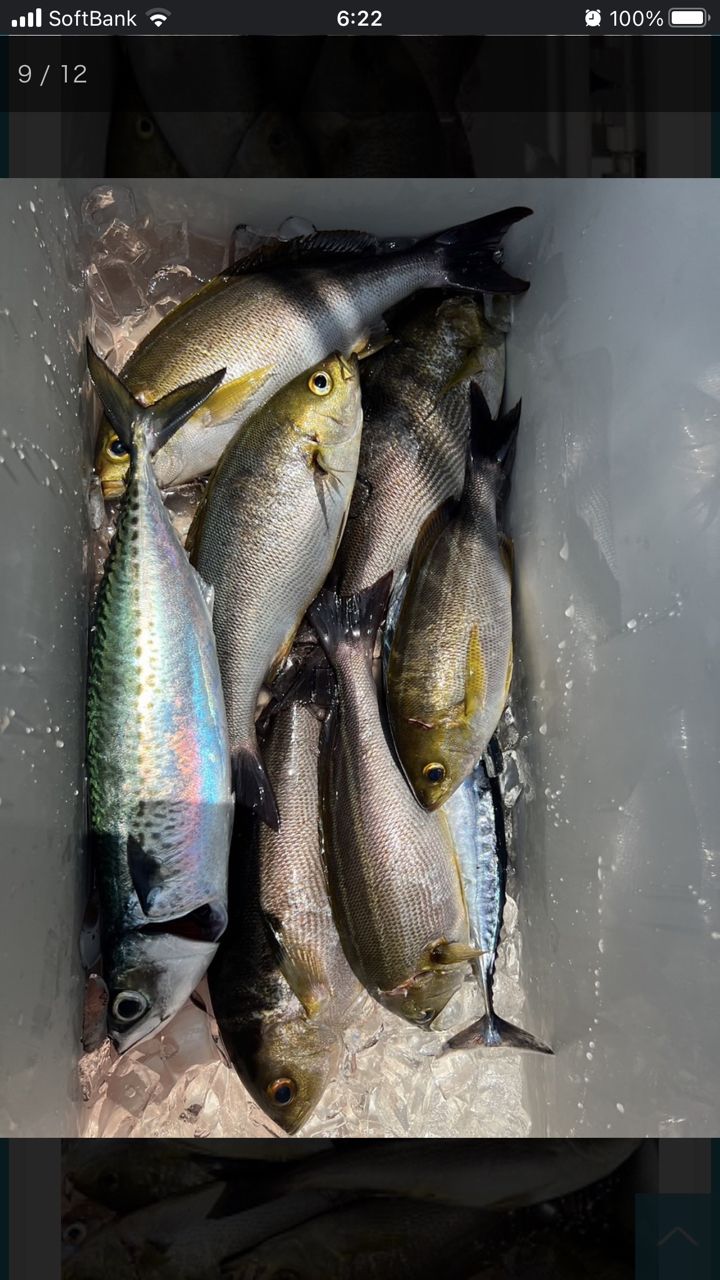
[86,338,226,458]
[145,370,227,456]
[232,743,279,830]
[309,572,393,662]
[426,207,532,296]
[468,383,522,473]
[86,340,141,454]
[443,1013,553,1055]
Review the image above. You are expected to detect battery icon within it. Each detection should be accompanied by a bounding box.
[668,7,707,23]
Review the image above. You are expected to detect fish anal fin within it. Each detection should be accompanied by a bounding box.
[465,624,486,720]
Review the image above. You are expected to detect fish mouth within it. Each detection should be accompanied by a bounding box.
[101,479,126,499]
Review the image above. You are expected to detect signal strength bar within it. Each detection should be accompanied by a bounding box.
[11,8,43,25]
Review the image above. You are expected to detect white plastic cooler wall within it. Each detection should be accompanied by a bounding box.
[1,179,717,1136]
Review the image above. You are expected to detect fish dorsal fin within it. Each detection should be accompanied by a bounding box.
[223,229,383,276]
[262,912,330,1018]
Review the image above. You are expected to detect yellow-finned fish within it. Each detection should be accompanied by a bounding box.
[333,291,510,596]
[386,386,521,811]
[309,575,478,1028]
[94,208,532,496]
[189,355,362,830]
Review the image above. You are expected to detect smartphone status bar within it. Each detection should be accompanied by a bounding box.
[1,1,718,36]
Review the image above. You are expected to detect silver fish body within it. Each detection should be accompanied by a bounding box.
[334,293,508,595]
[96,208,531,494]
[62,1184,337,1280]
[86,346,233,1052]
[191,354,363,828]
[309,579,473,1027]
[442,760,551,1054]
[231,1198,497,1280]
[385,393,521,812]
[210,686,362,1134]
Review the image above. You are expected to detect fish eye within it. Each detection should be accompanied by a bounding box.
[106,435,129,460]
[267,1077,297,1107]
[136,115,155,140]
[308,370,332,397]
[62,1222,87,1246]
[422,762,446,784]
[111,990,149,1024]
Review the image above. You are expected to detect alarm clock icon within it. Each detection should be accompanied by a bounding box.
[585,9,602,24]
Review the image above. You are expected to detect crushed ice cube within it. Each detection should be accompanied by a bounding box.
[94,219,150,266]
[81,185,137,236]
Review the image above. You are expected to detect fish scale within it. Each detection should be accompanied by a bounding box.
[191,353,363,828]
[311,581,472,1027]
[334,293,507,595]
[95,207,532,494]
[89,451,232,929]
[85,346,233,1052]
[210,690,361,1133]
[386,391,520,812]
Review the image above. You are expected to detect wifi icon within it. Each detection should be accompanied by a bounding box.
[146,7,170,26]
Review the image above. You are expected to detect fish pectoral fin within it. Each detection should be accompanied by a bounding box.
[307,444,347,530]
[199,366,274,427]
[262,912,330,1017]
[419,937,483,970]
[440,348,489,396]
[127,835,167,916]
[464,624,486,720]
